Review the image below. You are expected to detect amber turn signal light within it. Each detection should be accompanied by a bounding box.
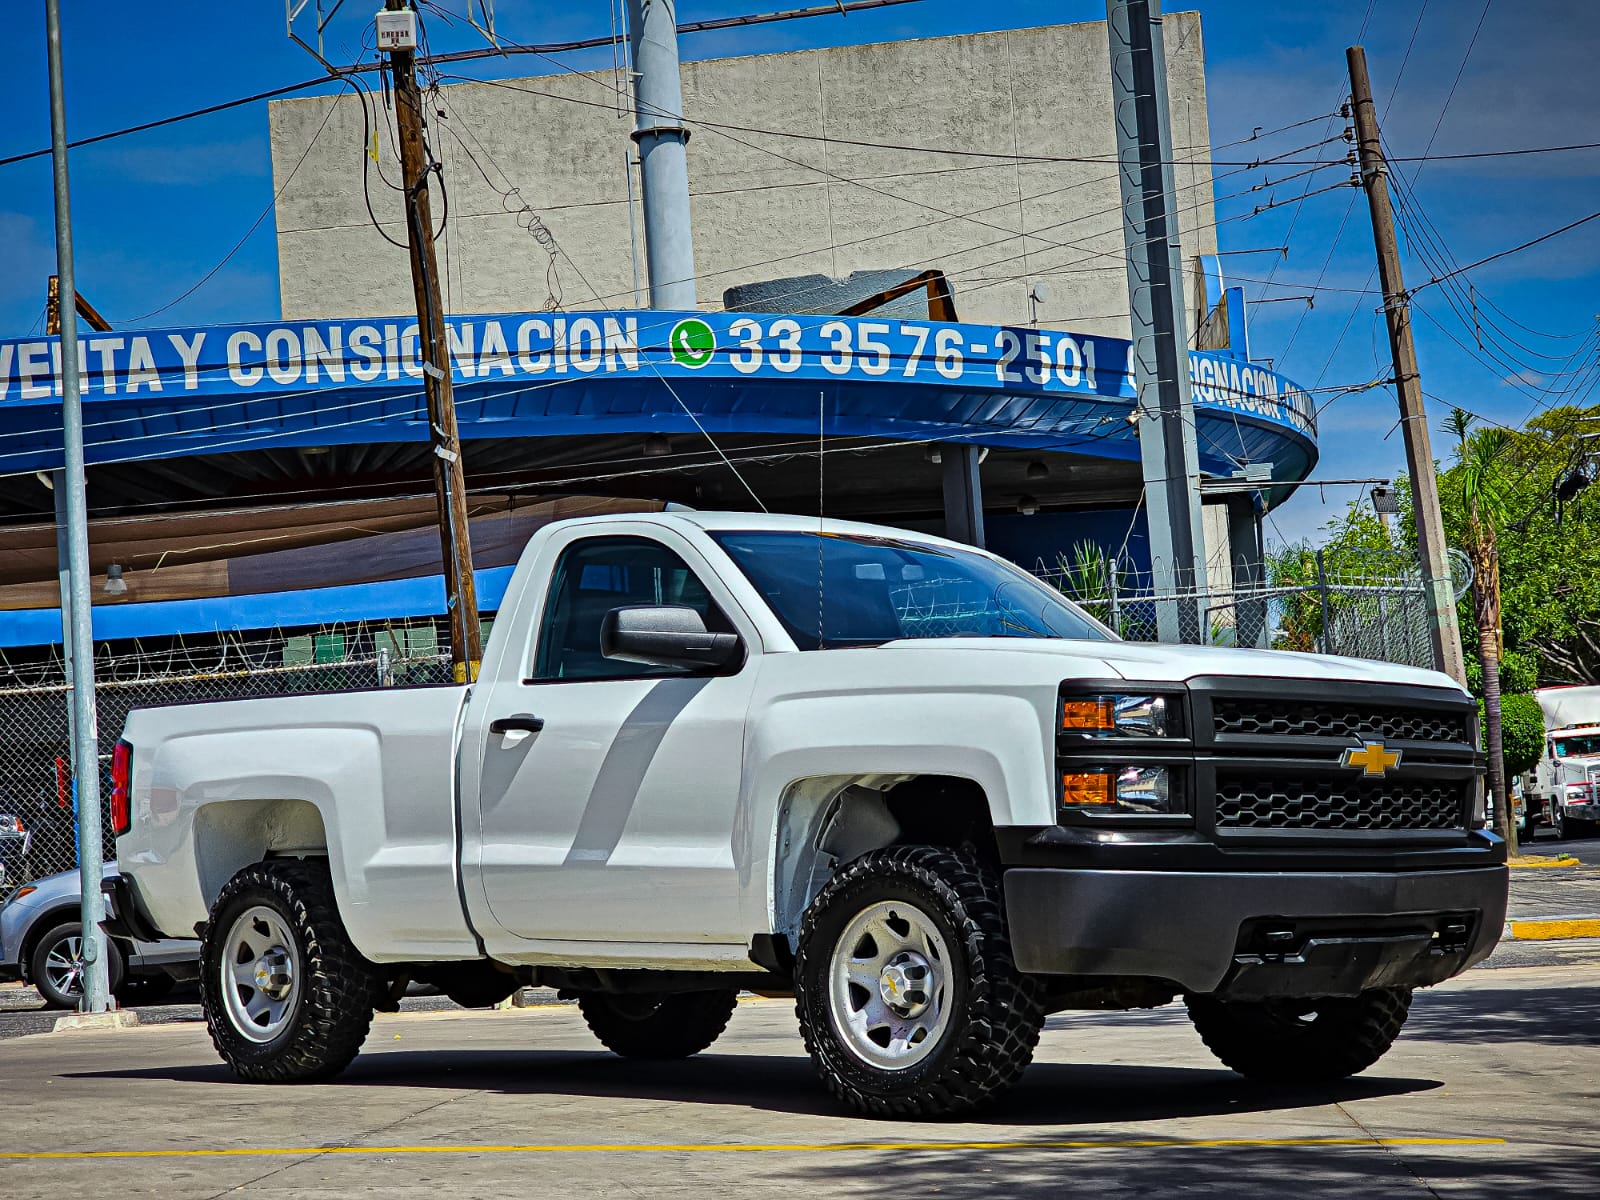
[1061,698,1115,732]
[1061,771,1115,806]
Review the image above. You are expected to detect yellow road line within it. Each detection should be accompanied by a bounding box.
[0,1137,1503,1161]
[1508,918,1600,940]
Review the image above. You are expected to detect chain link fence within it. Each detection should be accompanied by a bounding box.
[1037,549,1435,667]
[0,617,463,896]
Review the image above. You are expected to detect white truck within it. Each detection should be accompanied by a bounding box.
[1518,685,1600,841]
[106,512,1508,1117]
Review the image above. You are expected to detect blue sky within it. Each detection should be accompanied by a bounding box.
[2,1,1596,544]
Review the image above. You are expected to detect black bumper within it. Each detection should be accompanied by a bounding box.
[1003,864,1508,998]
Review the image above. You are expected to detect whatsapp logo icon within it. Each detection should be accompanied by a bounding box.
[668,317,716,368]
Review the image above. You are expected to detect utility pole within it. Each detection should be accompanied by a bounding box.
[1107,0,1207,643]
[1347,46,1467,686]
[627,0,698,308]
[379,2,481,681]
[46,0,110,1016]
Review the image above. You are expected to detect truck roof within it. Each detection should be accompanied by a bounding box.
[555,509,984,552]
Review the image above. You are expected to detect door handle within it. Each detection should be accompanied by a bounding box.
[490,715,545,735]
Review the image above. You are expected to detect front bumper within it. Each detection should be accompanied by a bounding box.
[1003,865,1508,998]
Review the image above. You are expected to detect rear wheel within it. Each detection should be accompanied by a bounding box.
[29,922,125,1010]
[577,989,738,1059]
[794,846,1044,1118]
[200,859,383,1082]
[1185,987,1412,1082]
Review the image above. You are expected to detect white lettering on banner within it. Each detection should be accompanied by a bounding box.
[770,318,803,372]
[729,318,762,374]
[603,317,638,371]
[1082,339,1097,390]
[263,329,300,386]
[228,331,262,386]
[126,337,162,393]
[857,321,891,376]
[480,320,515,377]
[399,324,422,379]
[821,321,852,375]
[349,325,383,382]
[168,332,207,391]
[447,324,477,379]
[552,318,568,375]
[0,344,11,400]
[384,325,401,381]
[902,324,929,377]
[934,327,962,379]
[1056,336,1081,386]
[568,317,602,373]
[19,343,51,400]
[1024,332,1048,385]
[516,318,551,374]
[303,327,345,384]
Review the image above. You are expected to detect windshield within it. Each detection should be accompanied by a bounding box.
[1554,735,1600,758]
[711,530,1113,649]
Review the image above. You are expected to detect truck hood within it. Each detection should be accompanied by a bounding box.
[875,637,1462,691]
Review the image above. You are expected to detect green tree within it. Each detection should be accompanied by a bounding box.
[1493,693,1546,779]
[1444,410,1516,854]
[1438,404,1600,684]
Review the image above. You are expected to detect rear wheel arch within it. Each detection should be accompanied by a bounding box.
[192,798,331,912]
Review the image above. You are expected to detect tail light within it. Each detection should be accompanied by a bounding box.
[110,740,133,836]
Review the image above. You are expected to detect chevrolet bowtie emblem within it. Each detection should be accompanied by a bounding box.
[1342,741,1402,777]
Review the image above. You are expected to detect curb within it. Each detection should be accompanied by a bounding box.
[1502,917,1600,941]
[1508,856,1581,869]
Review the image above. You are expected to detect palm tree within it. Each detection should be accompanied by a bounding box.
[1446,410,1517,854]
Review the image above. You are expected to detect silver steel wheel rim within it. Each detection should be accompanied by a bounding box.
[44,933,86,998]
[219,905,301,1044]
[827,898,952,1070]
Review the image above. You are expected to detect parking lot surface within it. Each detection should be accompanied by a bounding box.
[1,961,1596,1199]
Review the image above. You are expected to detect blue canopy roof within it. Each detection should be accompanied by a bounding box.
[0,309,1317,483]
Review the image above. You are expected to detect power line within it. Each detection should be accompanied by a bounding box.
[1410,208,1600,295]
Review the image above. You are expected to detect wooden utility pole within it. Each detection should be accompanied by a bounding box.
[1347,45,1467,686]
[381,1,481,681]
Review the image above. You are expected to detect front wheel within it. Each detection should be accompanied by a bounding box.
[30,922,125,1009]
[1186,987,1412,1083]
[794,846,1044,1118]
[200,859,383,1082]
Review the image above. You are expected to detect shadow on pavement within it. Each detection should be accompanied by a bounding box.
[64,1051,1440,1125]
[1404,987,1600,1046]
[761,1139,1599,1199]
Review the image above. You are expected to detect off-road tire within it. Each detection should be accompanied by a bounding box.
[577,989,739,1059]
[794,845,1045,1118]
[1185,986,1413,1082]
[200,859,383,1082]
[29,921,126,1010]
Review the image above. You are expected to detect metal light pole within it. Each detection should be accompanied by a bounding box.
[627,0,698,308]
[46,0,110,1014]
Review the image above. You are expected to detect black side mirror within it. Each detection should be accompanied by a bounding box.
[600,605,742,670]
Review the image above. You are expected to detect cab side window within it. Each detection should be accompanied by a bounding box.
[532,536,729,681]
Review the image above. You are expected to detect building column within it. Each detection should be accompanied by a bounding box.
[941,445,985,548]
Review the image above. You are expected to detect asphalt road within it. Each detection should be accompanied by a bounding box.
[1,961,1596,1200]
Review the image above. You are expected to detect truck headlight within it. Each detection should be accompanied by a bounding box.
[1061,765,1178,813]
[1060,694,1176,737]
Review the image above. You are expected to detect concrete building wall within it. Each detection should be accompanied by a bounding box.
[269,14,1217,337]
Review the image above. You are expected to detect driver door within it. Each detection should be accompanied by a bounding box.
[467,532,757,948]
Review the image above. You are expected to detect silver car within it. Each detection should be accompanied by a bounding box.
[0,863,199,1009]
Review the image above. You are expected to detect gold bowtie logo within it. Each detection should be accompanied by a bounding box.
[1342,741,1402,777]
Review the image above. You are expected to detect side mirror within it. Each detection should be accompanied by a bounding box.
[600,605,742,670]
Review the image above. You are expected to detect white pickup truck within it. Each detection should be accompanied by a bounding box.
[108,511,1507,1117]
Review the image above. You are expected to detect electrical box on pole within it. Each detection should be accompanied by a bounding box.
[379,1,482,681]
[1106,0,1208,643]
